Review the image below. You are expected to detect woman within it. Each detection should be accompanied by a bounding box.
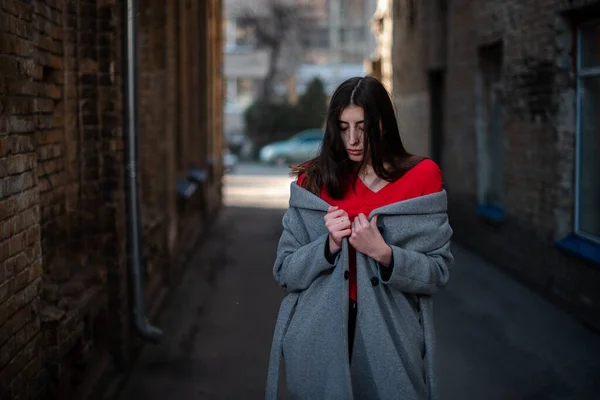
[266,76,453,400]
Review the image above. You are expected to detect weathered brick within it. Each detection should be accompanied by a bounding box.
[0,331,38,385]
[6,154,29,176]
[387,0,600,331]
[7,116,36,133]
[1,1,224,398]
[0,303,31,345]
[10,368,24,399]
[13,319,37,359]
[2,281,41,324]
[6,97,34,115]
[21,59,43,80]
[0,276,12,303]
[12,266,30,293]
[1,1,33,21]
[28,261,41,283]
[0,240,9,263]
[6,79,37,97]
[0,335,16,370]
[0,261,8,284]
[33,98,54,114]
[0,34,34,57]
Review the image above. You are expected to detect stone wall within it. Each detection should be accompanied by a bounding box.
[386,0,600,330]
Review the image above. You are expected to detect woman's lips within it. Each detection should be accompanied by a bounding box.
[347,149,362,156]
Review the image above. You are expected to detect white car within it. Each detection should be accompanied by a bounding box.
[259,129,324,165]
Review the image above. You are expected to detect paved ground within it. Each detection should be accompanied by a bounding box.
[117,163,600,400]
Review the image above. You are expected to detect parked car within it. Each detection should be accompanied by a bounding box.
[259,129,324,165]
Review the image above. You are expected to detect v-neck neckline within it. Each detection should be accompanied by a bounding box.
[357,175,391,194]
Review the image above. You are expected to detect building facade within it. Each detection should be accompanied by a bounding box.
[299,0,374,65]
[0,1,223,399]
[369,0,600,330]
[223,0,269,138]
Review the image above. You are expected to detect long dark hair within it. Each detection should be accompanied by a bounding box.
[292,76,423,199]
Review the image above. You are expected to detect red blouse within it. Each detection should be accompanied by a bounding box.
[298,159,443,302]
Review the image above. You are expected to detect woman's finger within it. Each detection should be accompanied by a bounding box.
[337,216,349,224]
[370,215,378,227]
[335,229,352,239]
[358,213,369,227]
[327,218,350,232]
[325,209,346,220]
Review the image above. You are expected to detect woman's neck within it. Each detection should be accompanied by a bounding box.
[360,163,374,176]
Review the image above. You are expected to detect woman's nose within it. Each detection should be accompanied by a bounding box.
[350,129,360,144]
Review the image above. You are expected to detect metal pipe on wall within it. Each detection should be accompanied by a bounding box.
[123,0,163,342]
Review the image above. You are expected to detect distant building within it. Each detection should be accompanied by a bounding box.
[369,0,600,330]
[299,0,376,65]
[223,48,269,135]
[294,63,366,97]
[223,0,270,137]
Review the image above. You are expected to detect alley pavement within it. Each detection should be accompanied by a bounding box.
[117,163,600,400]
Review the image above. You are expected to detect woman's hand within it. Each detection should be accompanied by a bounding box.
[349,214,392,267]
[324,206,351,255]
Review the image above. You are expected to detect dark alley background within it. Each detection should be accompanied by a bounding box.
[1,0,600,399]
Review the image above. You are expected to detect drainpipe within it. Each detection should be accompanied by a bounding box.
[123,0,162,342]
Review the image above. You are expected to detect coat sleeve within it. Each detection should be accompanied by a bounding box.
[273,209,339,292]
[378,240,453,295]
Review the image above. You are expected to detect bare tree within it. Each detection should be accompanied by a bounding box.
[237,1,307,100]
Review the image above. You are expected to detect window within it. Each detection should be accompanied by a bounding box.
[235,20,255,47]
[224,19,237,51]
[576,20,600,242]
[225,79,237,105]
[476,42,504,222]
[236,78,252,97]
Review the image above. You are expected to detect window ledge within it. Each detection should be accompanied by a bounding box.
[188,167,208,183]
[176,179,197,200]
[477,204,505,225]
[556,235,600,265]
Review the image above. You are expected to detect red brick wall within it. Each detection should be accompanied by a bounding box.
[135,0,217,289]
[1,1,48,398]
[0,0,223,399]
[392,0,600,330]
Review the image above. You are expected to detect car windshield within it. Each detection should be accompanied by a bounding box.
[293,130,323,142]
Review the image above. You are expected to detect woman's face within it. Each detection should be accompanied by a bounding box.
[339,105,365,163]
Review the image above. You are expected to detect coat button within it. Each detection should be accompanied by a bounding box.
[344,270,349,280]
[371,277,379,286]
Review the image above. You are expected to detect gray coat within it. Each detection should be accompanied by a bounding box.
[266,182,453,400]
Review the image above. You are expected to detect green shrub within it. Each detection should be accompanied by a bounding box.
[244,77,327,148]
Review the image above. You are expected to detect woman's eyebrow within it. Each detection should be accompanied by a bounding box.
[338,120,365,124]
